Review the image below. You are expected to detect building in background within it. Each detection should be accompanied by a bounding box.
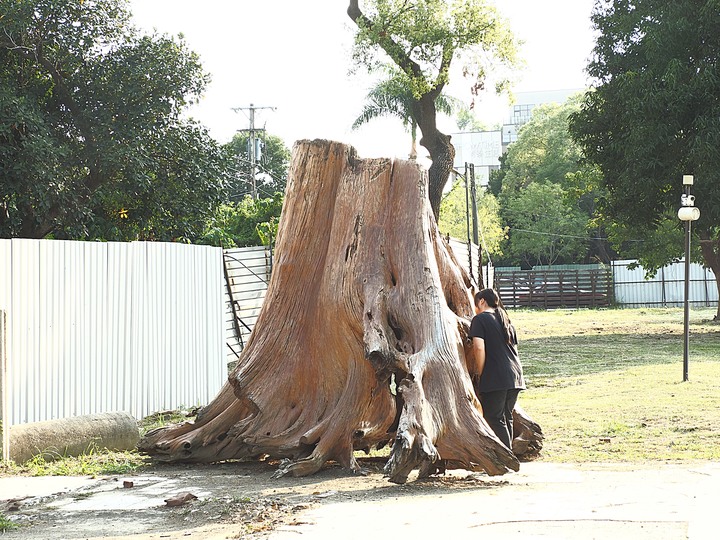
[451,89,582,187]
[501,89,581,147]
[450,130,502,187]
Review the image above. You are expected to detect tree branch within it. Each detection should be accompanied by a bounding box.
[427,44,453,101]
[347,0,423,82]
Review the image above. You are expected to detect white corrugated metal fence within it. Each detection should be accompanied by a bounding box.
[612,259,718,307]
[448,238,493,288]
[0,239,226,434]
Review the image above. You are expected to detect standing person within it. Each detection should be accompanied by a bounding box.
[469,288,526,449]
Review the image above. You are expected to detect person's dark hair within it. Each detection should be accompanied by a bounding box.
[474,288,515,346]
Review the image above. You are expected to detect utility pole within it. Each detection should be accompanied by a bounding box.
[233,103,275,199]
[678,174,701,382]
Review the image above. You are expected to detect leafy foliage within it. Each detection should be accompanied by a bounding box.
[454,106,489,132]
[348,0,519,217]
[498,96,602,211]
[438,178,504,256]
[199,195,284,248]
[569,0,720,293]
[351,0,517,99]
[0,0,230,241]
[493,96,607,266]
[352,67,459,158]
[0,512,18,532]
[502,182,588,267]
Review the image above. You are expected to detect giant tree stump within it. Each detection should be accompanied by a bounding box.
[140,140,533,482]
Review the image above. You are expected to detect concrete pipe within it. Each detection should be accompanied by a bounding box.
[8,411,140,464]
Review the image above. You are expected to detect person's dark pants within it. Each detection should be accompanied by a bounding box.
[480,389,521,449]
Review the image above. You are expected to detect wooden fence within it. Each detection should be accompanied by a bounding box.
[495,267,613,309]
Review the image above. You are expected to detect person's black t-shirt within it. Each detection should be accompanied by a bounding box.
[469,311,526,393]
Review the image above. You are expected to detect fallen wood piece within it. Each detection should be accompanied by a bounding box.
[164,492,197,507]
[512,405,544,459]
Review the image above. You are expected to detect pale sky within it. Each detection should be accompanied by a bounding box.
[129,0,596,159]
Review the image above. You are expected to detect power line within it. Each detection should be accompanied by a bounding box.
[233,104,276,200]
[510,228,595,240]
[508,227,645,243]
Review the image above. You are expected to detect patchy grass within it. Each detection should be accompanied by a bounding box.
[1,449,149,477]
[511,307,720,462]
[510,307,718,383]
[139,408,197,436]
[1,408,197,478]
[521,361,720,462]
[0,512,19,532]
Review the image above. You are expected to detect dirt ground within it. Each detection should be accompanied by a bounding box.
[1,457,487,539]
[2,458,719,540]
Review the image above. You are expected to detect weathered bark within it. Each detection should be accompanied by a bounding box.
[416,95,455,221]
[512,405,544,459]
[140,140,528,482]
[347,1,455,220]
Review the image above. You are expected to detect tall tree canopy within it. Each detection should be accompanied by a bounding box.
[347,0,518,219]
[493,96,608,267]
[0,0,230,241]
[570,0,720,317]
[502,182,588,268]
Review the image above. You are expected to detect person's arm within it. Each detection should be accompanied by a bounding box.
[472,336,486,377]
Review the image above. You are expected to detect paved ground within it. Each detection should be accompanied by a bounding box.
[269,462,720,540]
[2,460,718,539]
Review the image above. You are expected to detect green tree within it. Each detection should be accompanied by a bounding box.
[499,96,599,204]
[352,68,458,160]
[199,194,284,248]
[224,132,291,200]
[0,0,229,241]
[502,182,588,268]
[569,0,720,318]
[438,178,504,257]
[495,95,610,265]
[347,0,518,218]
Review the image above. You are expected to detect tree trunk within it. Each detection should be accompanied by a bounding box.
[414,94,455,221]
[139,140,529,483]
[346,1,455,221]
[424,131,455,220]
[698,230,720,321]
[512,405,544,458]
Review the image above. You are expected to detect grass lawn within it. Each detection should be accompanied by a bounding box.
[511,307,720,462]
[2,307,717,477]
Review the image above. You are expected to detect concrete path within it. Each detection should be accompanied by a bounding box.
[1,461,718,539]
[270,461,719,540]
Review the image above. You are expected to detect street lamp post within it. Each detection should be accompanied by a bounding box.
[677,174,700,382]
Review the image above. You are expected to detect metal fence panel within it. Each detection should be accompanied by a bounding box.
[612,259,718,307]
[1,310,8,460]
[223,246,271,363]
[448,238,494,288]
[0,239,226,428]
